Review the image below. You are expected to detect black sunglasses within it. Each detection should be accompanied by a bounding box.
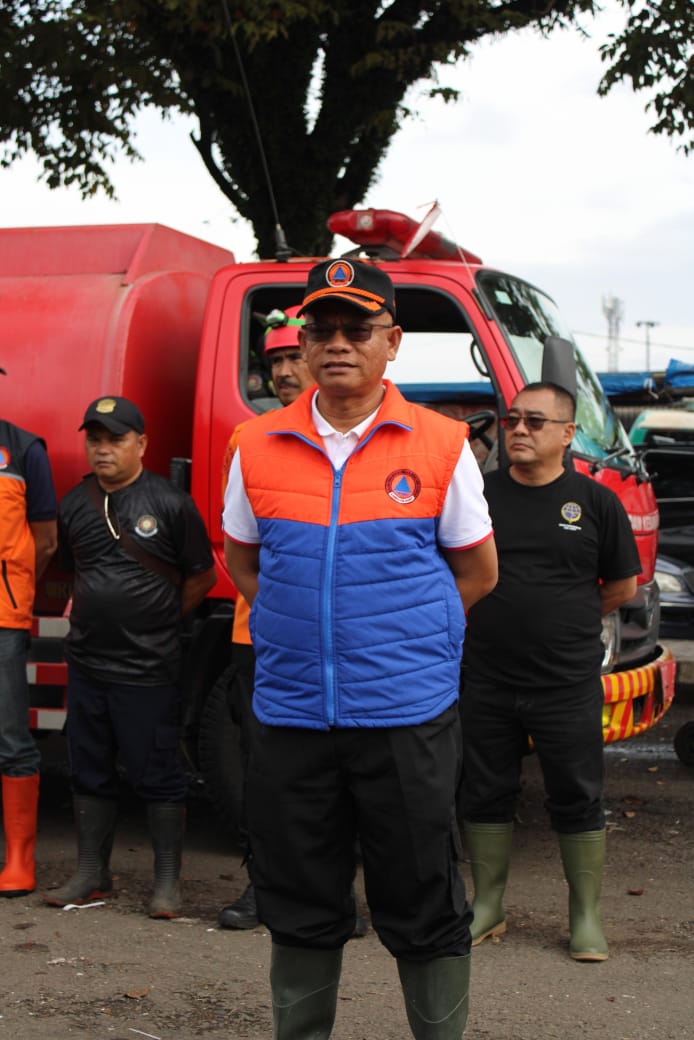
[303,321,393,344]
[501,414,571,432]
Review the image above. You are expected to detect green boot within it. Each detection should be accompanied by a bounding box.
[398,955,470,1040]
[147,802,186,919]
[558,829,608,962]
[270,943,343,1040]
[463,822,513,945]
[44,795,117,906]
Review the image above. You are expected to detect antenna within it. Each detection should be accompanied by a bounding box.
[636,320,659,371]
[602,295,623,373]
[220,0,292,261]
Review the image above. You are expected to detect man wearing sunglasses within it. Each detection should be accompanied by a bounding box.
[459,382,641,963]
[223,258,498,1039]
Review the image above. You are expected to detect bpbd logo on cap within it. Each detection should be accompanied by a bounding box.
[96,398,118,414]
[325,261,355,288]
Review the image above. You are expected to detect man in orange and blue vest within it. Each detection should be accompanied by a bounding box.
[223,260,498,1039]
[0,368,57,898]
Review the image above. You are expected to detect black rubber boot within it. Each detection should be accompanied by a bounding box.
[398,955,471,1039]
[463,821,513,945]
[558,829,609,962]
[44,795,118,906]
[218,882,259,929]
[147,802,185,919]
[271,943,343,1040]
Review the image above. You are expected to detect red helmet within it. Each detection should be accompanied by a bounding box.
[263,305,304,354]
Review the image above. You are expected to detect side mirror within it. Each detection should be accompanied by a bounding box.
[541,336,577,400]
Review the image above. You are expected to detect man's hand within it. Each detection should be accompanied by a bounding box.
[601,576,637,617]
[224,537,260,606]
[181,566,217,616]
[442,536,498,612]
[30,519,57,580]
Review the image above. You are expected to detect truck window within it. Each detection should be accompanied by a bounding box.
[385,286,499,467]
[385,286,496,402]
[477,272,632,466]
[240,286,307,411]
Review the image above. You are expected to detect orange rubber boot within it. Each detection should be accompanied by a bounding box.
[0,773,40,897]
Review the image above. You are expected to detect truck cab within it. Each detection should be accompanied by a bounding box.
[193,208,674,768]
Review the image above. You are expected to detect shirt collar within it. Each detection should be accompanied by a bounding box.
[310,388,384,439]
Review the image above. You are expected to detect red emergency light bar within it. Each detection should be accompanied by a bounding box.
[328,208,482,265]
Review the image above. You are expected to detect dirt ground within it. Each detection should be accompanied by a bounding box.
[1,692,692,1040]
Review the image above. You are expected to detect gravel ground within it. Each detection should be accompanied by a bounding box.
[0,689,692,1040]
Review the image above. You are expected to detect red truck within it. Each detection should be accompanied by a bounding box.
[0,210,676,829]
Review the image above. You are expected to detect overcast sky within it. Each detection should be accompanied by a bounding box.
[1,2,692,376]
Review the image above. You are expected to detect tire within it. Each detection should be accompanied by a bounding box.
[673,720,694,767]
[197,665,244,836]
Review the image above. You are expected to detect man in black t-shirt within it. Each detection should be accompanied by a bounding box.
[460,382,641,963]
[45,396,216,918]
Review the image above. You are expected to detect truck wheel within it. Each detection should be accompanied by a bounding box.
[674,720,694,767]
[197,666,244,836]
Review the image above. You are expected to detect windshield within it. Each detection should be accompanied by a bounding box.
[477,272,632,461]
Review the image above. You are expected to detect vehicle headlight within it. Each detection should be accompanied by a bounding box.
[600,611,619,673]
[654,570,685,594]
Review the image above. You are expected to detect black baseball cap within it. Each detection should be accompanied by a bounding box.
[298,259,396,319]
[79,396,145,434]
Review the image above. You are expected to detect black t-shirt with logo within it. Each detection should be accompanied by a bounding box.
[462,466,642,689]
[59,470,213,686]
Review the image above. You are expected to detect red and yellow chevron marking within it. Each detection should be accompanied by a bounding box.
[601,645,676,745]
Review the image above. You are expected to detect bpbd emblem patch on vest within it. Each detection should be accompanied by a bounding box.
[385,469,421,505]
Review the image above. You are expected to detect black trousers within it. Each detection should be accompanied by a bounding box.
[246,703,471,959]
[459,674,605,833]
[229,642,256,853]
[66,663,187,802]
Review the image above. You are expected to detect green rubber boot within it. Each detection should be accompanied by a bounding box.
[270,943,343,1040]
[463,822,513,945]
[558,829,609,962]
[147,802,186,919]
[398,955,470,1039]
[44,795,117,906]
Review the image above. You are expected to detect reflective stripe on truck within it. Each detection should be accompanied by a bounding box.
[30,617,70,638]
[601,645,676,744]
[28,706,66,731]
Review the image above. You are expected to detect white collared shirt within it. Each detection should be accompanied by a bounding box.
[223,390,491,549]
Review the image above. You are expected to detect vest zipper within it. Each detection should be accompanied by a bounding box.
[1,560,18,609]
[322,467,343,726]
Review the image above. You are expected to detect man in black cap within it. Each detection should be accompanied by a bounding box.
[223,259,498,1039]
[0,367,57,898]
[46,396,217,918]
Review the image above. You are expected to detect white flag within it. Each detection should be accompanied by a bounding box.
[399,202,442,259]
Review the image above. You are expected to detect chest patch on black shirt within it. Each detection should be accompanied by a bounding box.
[559,500,583,530]
[135,514,158,538]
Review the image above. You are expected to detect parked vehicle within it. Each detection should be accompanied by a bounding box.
[629,405,694,565]
[601,368,694,638]
[653,554,694,638]
[0,210,675,828]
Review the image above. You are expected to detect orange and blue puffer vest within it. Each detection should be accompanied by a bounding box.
[0,421,42,629]
[237,380,470,730]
